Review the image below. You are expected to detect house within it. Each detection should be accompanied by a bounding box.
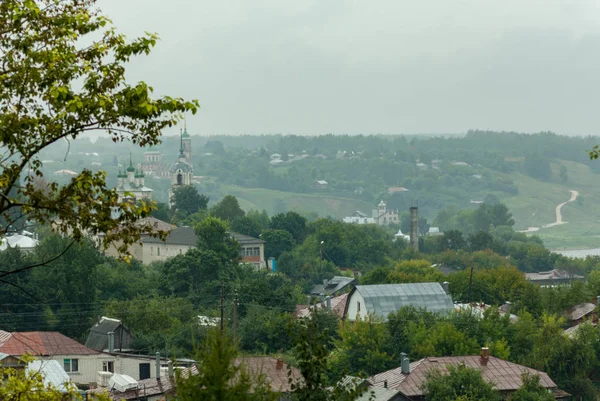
[372,201,399,226]
[85,317,134,353]
[565,302,597,327]
[229,231,266,268]
[525,269,584,287]
[0,330,178,386]
[310,276,356,296]
[101,220,266,267]
[0,232,39,252]
[368,349,569,400]
[564,321,596,338]
[295,293,350,319]
[454,302,518,323]
[315,180,328,189]
[387,187,409,194]
[345,283,453,322]
[427,227,442,236]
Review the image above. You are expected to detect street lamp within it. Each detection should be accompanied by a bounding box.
[319,240,324,275]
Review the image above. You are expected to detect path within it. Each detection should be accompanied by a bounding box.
[543,190,579,228]
[517,190,579,232]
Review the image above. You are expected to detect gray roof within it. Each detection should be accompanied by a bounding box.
[142,226,197,246]
[311,276,355,295]
[353,283,453,319]
[228,231,264,245]
[85,317,132,352]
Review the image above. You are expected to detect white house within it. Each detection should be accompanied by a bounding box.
[0,331,175,386]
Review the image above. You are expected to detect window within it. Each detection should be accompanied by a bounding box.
[64,358,79,373]
[157,247,160,256]
[139,363,151,380]
[179,249,182,254]
[177,173,183,185]
[103,361,114,373]
[150,247,153,256]
[357,302,361,312]
[253,247,260,256]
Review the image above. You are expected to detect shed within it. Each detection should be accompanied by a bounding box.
[346,283,453,321]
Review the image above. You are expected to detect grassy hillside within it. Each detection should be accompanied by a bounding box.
[204,184,375,219]
[500,160,600,250]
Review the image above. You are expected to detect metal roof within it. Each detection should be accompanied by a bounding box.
[27,360,73,393]
[353,283,453,318]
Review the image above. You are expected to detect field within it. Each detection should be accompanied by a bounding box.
[203,183,375,220]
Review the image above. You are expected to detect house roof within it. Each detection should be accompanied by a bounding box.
[295,293,349,319]
[311,276,355,295]
[369,356,558,397]
[234,356,301,393]
[0,234,39,251]
[142,226,197,246]
[228,231,265,245]
[27,360,74,393]
[564,321,597,338]
[525,269,584,282]
[350,283,453,319]
[566,303,596,321]
[85,317,132,352]
[0,331,99,356]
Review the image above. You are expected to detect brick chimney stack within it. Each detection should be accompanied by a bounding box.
[480,347,490,365]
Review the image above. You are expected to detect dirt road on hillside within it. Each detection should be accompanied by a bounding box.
[517,189,579,232]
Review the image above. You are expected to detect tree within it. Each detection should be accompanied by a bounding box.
[172,186,209,216]
[175,328,277,401]
[195,217,240,262]
[559,165,568,184]
[422,363,500,401]
[150,201,170,222]
[509,373,555,401]
[329,315,395,378]
[289,317,369,401]
[439,230,467,251]
[261,228,295,259]
[211,195,245,222]
[0,0,198,258]
[231,216,262,237]
[270,211,308,243]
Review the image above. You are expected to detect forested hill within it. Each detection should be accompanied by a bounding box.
[40,131,600,249]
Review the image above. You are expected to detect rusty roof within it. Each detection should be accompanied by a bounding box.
[565,303,596,321]
[235,356,301,393]
[0,331,98,356]
[369,356,557,397]
[295,293,349,319]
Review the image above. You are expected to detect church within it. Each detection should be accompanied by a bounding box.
[168,130,193,207]
[115,155,153,203]
[142,128,192,177]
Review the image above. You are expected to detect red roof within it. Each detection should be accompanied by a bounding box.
[370,356,557,397]
[235,356,301,393]
[0,331,99,356]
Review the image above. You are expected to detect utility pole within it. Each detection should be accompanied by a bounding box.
[468,265,474,303]
[233,292,238,343]
[319,240,324,275]
[220,282,224,333]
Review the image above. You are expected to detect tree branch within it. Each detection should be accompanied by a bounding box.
[0,240,75,279]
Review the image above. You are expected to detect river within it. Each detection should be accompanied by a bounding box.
[553,248,600,258]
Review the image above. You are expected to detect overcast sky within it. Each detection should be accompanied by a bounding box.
[98,0,600,136]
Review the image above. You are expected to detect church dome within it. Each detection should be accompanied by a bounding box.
[170,160,192,173]
[182,128,191,139]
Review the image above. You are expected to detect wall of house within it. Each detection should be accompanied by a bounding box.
[347,291,366,321]
[142,243,194,264]
[241,243,265,268]
[42,354,163,386]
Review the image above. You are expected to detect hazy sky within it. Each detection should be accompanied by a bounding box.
[98,0,600,136]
